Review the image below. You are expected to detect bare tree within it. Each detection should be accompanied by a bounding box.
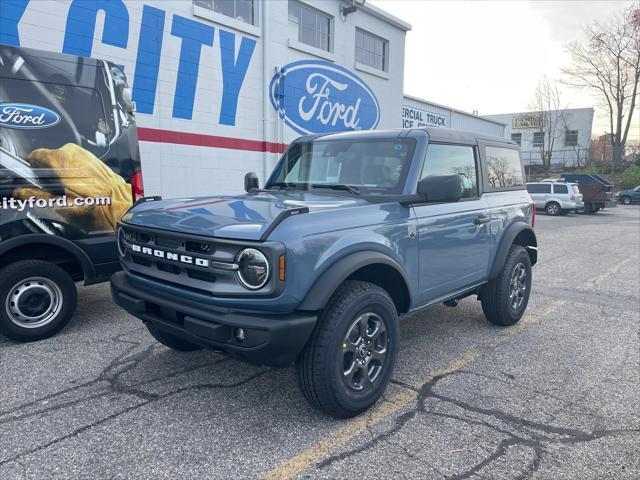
[562,5,640,167]
[528,76,569,170]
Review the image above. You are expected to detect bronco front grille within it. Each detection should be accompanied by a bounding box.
[118,225,239,286]
[118,223,283,297]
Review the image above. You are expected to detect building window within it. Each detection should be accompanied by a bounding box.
[565,130,578,147]
[511,133,522,145]
[288,1,332,52]
[532,131,544,148]
[193,0,256,25]
[355,28,388,71]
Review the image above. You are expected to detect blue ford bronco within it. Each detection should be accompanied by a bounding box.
[111,128,537,418]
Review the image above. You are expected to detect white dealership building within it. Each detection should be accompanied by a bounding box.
[402,95,505,138]
[483,108,594,168]
[2,0,411,197]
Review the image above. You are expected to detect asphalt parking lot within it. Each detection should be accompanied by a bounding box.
[1,206,638,480]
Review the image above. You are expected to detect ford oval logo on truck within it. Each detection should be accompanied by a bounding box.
[270,60,380,135]
[0,103,61,129]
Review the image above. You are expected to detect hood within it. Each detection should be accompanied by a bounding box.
[122,191,370,241]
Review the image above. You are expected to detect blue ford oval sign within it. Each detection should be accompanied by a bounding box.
[270,60,380,135]
[0,103,61,129]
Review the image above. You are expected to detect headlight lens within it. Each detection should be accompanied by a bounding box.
[117,227,127,257]
[236,248,270,290]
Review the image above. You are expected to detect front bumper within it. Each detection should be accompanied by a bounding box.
[110,272,316,367]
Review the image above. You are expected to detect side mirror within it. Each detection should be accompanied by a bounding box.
[244,172,259,193]
[417,175,463,203]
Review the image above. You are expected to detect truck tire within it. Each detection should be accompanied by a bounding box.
[583,203,594,214]
[0,260,77,342]
[146,324,202,351]
[545,202,561,216]
[296,280,399,418]
[481,245,532,326]
[620,196,631,205]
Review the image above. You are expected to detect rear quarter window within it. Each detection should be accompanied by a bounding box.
[554,184,568,194]
[484,146,524,190]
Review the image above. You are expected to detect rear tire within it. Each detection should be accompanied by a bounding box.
[146,324,202,351]
[296,280,399,418]
[481,245,532,326]
[545,202,561,216]
[584,203,594,214]
[620,196,631,205]
[0,260,77,342]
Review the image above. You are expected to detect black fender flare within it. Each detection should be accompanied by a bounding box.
[0,234,97,282]
[489,222,537,280]
[297,251,411,312]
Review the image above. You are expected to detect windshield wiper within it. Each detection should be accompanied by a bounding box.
[267,182,303,191]
[312,184,361,195]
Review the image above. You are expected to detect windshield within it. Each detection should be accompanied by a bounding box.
[266,138,416,195]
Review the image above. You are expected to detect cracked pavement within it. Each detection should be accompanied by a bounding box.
[1,206,638,479]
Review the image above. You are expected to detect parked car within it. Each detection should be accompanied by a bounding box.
[0,45,142,342]
[110,128,537,418]
[560,174,616,213]
[616,185,640,205]
[526,180,583,215]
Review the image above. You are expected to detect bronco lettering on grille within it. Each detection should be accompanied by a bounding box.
[130,244,210,267]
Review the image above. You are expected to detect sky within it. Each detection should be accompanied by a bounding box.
[371,0,639,140]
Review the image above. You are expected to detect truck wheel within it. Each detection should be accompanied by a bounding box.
[583,203,594,214]
[621,196,631,205]
[296,280,399,418]
[0,260,77,342]
[481,245,532,326]
[146,324,202,351]
[545,202,560,216]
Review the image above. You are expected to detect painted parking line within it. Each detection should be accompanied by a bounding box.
[263,298,567,480]
[264,254,636,479]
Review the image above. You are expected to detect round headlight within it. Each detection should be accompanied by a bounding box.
[236,248,270,290]
[117,227,127,257]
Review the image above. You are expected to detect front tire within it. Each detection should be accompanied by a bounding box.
[620,196,631,205]
[0,260,77,341]
[296,280,399,418]
[481,245,532,326]
[545,202,561,216]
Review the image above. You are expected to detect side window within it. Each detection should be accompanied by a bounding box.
[526,184,551,193]
[485,146,524,189]
[421,144,478,199]
[554,184,568,194]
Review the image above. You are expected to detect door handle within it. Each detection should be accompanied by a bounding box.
[474,215,490,225]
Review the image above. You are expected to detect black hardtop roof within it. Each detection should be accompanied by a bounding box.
[296,127,516,146]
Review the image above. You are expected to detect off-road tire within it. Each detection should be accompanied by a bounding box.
[545,202,561,216]
[146,324,202,351]
[296,280,399,418]
[481,245,532,326]
[620,196,631,205]
[0,260,77,342]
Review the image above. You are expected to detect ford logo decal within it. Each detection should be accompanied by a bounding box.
[0,103,61,129]
[270,60,380,135]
